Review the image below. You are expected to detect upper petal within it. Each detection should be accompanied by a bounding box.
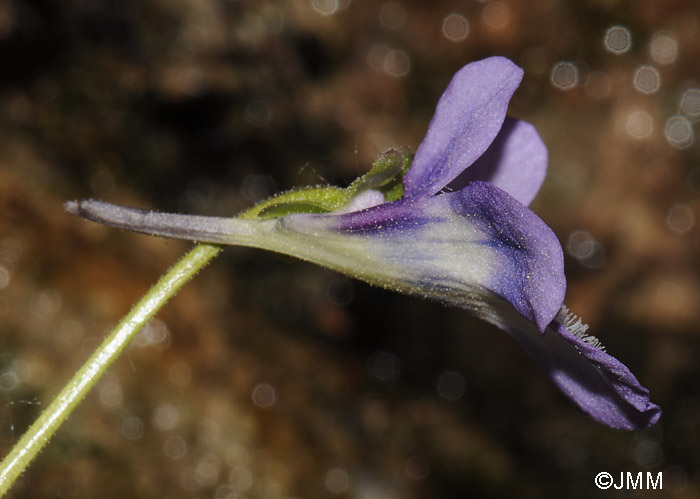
[403,57,524,197]
[443,118,548,206]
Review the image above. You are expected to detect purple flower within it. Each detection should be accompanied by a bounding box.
[66,57,660,429]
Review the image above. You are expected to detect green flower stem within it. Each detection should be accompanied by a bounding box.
[0,243,221,496]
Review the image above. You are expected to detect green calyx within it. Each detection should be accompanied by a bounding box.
[239,147,413,220]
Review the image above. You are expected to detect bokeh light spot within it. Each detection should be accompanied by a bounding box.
[0,370,19,392]
[258,5,285,33]
[482,2,509,30]
[666,204,695,234]
[0,265,10,290]
[550,61,578,90]
[436,370,466,401]
[442,13,469,42]
[632,438,664,468]
[97,375,123,408]
[405,455,431,480]
[367,351,400,381]
[312,0,339,16]
[252,382,276,408]
[383,49,410,77]
[164,435,187,460]
[179,468,199,492]
[195,453,222,487]
[12,360,31,384]
[663,465,689,494]
[367,43,390,72]
[97,377,123,407]
[0,239,22,264]
[229,465,254,491]
[633,65,661,94]
[586,71,612,98]
[379,1,405,29]
[225,444,250,467]
[135,319,171,349]
[664,116,694,149]
[327,278,353,306]
[120,415,144,440]
[168,362,192,386]
[650,31,678,64]
[214,485,238,499]
[153,403,180,431]
[566,231,606,270]
[325,467,350,494]
[604,25,631,54]
[245,98,273,127]
[680,88,700,122]
[31,289,62,317]
[626,110,654,139]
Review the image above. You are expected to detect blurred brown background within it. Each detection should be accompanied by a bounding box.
[1,1,699,498]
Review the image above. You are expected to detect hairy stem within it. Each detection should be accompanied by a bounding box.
[0,243,221,496]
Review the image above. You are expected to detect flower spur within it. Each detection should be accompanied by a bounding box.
[65,57,660,430]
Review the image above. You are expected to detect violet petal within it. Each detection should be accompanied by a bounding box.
[447,181,565,331]
[444,117,548,206]
[281,182,564,332]
[505,311,662,430]
[403,57,524,197]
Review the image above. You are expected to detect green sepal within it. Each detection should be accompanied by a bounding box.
[239,147,413,220]
[346,146,413,199]
[376,146,412,202]
[239,186,347,220]
[382,181,406,202]
[257,200,333,218]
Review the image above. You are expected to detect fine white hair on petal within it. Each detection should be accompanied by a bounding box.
[555,305,605,351]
